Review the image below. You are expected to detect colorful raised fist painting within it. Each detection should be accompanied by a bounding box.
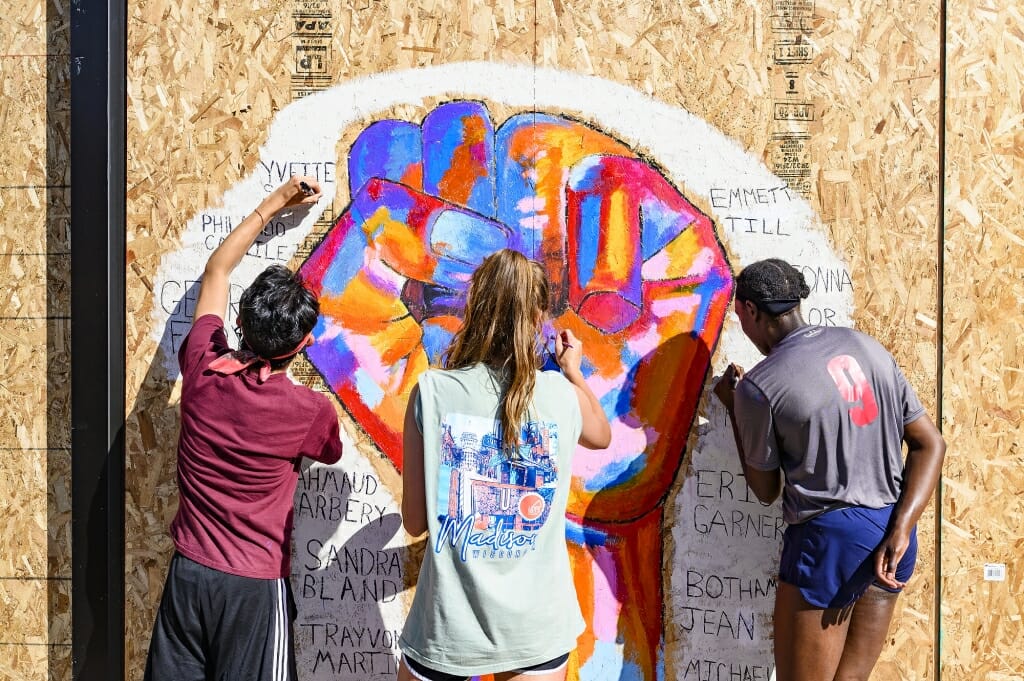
[299,100,733,679]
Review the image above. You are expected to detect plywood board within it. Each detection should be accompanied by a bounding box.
[941,0,1024,677]
[123,2,953,681]
[0,0,73,678]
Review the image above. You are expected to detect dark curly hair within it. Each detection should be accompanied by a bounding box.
[238,265,319,369]
[735,258,810,316]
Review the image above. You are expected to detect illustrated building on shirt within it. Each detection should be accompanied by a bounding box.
[439,413,559,534]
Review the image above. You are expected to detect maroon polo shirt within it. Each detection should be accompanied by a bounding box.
[170,313,342,578]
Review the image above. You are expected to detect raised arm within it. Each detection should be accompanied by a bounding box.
[554,329,612,450]
[713,363,783,504]
[193,176,322,321]
[874,414,946,588]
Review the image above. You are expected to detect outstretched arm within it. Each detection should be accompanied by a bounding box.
[555,329,612,449]
[874,414,946,588]
[713,363,783,504]
[193,176,322,321]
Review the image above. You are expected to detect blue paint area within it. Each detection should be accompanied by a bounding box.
[422,101,496,216]
[319,224,367,295]
[429,209,510,289]
[420,319,455,366]
[640,192,695,260]
[619,343,642,369]
[494,113,566,257]
[348,120,422,195]
[575,193,603,288]
[691,268,731,333]
[599,384,627,420]
[612,362,640,424]
[565,517,608,547]
[567,154,605,190]
[585,453,648,492]
[577,641,642,681]
[353,367,386,409]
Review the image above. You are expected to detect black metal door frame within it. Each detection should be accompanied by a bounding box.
[70,0,126,678]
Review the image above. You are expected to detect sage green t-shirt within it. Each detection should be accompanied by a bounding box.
[399,364,585,676]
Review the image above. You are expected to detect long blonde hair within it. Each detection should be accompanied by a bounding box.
[444,249,549,456]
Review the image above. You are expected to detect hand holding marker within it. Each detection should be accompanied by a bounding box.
[553,329,583,379]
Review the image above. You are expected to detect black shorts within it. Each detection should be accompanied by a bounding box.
[403,653,570,681]
[144,552,297,681]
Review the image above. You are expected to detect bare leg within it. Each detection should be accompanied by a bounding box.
[774,582,853,681]
[832,586,900,681]
[396,657,419,681]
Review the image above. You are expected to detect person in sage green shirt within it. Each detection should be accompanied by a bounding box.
[398,249,611,681]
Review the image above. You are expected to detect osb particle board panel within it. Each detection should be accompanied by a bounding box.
[0,253,69,319]
[809,4,942,678]
[126,1,944,680]
[0,450,71,578]
[941,0,1024,678]
[0,644,47,681]
[0,190,70,255]
[0,320,70,451]
[534,0,771,154]
[1,0,72,679]
[0,59,69,188]
[0,577,71,645]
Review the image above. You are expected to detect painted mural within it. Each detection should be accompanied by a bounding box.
[152,63,853,681]
[298,101,733,678]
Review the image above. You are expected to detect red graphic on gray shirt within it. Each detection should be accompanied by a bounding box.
[827,355,879,426]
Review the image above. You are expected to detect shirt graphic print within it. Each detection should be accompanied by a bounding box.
[434,413,561,562]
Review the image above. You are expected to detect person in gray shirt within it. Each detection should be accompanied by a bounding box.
[713,259,945,681]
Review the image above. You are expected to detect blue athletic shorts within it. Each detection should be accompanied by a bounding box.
[779,505,917,609]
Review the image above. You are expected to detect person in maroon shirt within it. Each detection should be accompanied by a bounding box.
[145,176,343,681]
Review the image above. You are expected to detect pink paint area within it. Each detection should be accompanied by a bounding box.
[518,214,549,231]
[362,247,405,296]
[470,141,489,165]
[582,373,619,401]
[516,196,546,213]
[570,419,648,478]
[317,319,345,343]
[650,293,701,318]
[590,545,623,640]
[578,292,641,334]
[342,329,397,386]
[625,324,662,357]
[687,247,717,278]
[641,250,672,279]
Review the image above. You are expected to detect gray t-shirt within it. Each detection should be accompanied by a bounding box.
[400,364,585,675]
[734,325,925,524]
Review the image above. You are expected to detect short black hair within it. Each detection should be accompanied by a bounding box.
[735,258,810,315]
[238,265,319,369]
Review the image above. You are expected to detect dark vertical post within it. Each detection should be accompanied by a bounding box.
[70,0,126,678]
